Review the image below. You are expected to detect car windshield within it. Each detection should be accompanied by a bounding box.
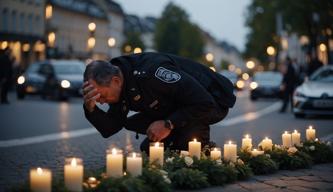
[310,68,333,82]
[26,64,40,73]
[254,72,282,82]
[53,61,85,75]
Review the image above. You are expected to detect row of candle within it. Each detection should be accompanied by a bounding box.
[30,126,317,192]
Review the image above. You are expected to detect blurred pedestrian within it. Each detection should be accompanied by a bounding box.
[280,57,297,113]
[0,47,14,104]
[307,54,323,77]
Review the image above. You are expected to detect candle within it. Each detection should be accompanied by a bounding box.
[210,147,221,160]
[30,167,52,192]
[282,131,292,148]
[261,137,273,151]
[223,141,237,162]
[149,142,164,166]
[180,150,189,157]
[251,149,264,157]
[291,130,301,146]
[107,148,123,178]
[241,134,252,151]
[189,139,201,159]
[126,152,142,177]
[306,126,316,141]
[64,158,83,192]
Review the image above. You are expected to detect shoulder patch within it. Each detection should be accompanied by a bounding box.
[154,67,181,83]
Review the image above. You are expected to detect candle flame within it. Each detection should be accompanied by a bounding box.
[37,167,43,175]
[193,138,197,142]
[294,130,298,133]
[284,131,288,134]
[253,149,257,152]
[228,141,232,144]
[88,177,96,182]
[155,142,159,147]
[133,152,136,158]
[123,172,127,176]
[71,158,77,167]
[309,125,313,129]
[245,134,249,138]
[265,137,268,140]
[112,148,117,155]
[213,148,217,151]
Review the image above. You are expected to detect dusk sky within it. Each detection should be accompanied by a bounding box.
[115,0,251,51]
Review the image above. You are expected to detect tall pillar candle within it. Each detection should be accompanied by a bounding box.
[210,147,221,160]
[282,131,292,147]
[306,126,316,141]
[107,148,123,177]
[291,130,301,146]
[30,167,52,192]
[149,142,164,166]
[241,134,252,151]
[189,139,201,159]
[261,137,273,151]
[224,141,237,162]
[64,158,83,192]
[126,152,142,177]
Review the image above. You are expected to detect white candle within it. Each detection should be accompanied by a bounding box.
[30,167,52,192]
[210,147,221,160]
[224,141,237,162]
[261,137,273,151]
[242,134,252,151]
[126,152,142,177]
[64,158,83,192]
[251,149,264,157]
[306,125,316,141]
[107,148,123,178]
[189,139,201,159]
[180,150,189,157]
[149,142,164,166]
[282,131,292,148]
[291,130,301,146]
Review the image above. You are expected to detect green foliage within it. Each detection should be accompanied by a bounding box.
[299,140,333,164]
[122,32,145,54]
[246,154,278,175]
[234,162,253,180]
[268,147,312,170]
[154,3,204,60]
[169,168,209,189]
[139,168,172,192]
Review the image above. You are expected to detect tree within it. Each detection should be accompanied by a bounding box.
[154,3,204,60]
[122,32,145,54]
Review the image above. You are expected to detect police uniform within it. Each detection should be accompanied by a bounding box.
[84,52,236,153]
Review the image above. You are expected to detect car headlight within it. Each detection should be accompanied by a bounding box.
[236,80,245,89]
[17,76,25,84]
[61,80,71,88]
[250,82,258,90]
[294,91,306,98]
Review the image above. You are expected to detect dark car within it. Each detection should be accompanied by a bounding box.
[16,60,85,100]
[293,65,333,118]
[250,71,282,101]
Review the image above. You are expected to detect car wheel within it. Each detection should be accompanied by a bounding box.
[294,113,305,118]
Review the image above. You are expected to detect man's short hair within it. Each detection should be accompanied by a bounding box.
[84,60,120,86]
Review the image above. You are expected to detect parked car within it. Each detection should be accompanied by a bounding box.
[16,60,85,100]
[293,65,333,118]
[220,70,244,90]
[250,71,282,101]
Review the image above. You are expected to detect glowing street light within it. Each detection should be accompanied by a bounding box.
[242,73,249,81]
[108,37,116,48]
[87,37,96,50]
[88,22,96,32]
[205,53,214,62]
[246,60,255,69]
[266,46,276,56]
[319,43,326,52]
[48,32,56,47]
[134,47,142,54]
[45,5,52,19]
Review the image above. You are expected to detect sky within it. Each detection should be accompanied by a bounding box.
[114,0,251,51]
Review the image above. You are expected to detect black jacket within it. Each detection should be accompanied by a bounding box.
[84,52,236,138]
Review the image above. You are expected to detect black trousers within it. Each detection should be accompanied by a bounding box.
[0,78,10,103]
[125,107,229,154]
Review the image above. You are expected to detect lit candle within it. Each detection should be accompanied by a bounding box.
[306,126,316,141]
[149,142,164,166]
[210,147,221,160]
[291,130,301,146]
[251,149,264,157]
[223,141,237,162]
[282,131,292,148]
[64,158,83,192]
[106,148,123,178]
[241,134,252,151]
[261,137,273,151]
[126,152,142,177]
[189,139,201,159]
[30,167,52,192]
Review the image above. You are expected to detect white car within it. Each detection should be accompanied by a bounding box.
[293,65,333,118]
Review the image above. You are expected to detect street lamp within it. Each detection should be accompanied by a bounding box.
[319,43,326,52]
[48,32,56,47]
[266,46,276,56]
[108,37,116,48]
[45,4,52,20]
[246,60,255,69]
[134,47,142,54]
[205,53,214,62]
[87,37,96,50]
[88,22,96,32]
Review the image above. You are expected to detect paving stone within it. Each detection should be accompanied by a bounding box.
[264,179,288,188]
[238,180,273,190]
[298,175,324,182]
[286,186,317,192]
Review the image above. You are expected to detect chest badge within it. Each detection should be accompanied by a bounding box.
[133,95,141,101]
[155,67,181,83]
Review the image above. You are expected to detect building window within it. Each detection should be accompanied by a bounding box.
[2,9,9,32]
[35,15,40,33]
[11,11,17,33]
[28,14,33,34]
[20,13,25,33]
